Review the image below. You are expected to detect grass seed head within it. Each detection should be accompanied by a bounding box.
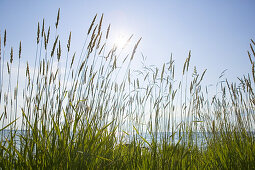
[252,63,255,83]
[44,32,47,49]
[106,24,111,39]
[70,52,75,68]
[79,60,85,76]
[37,22,40,44]
[4,29,6,47]
[99,43,105,55]
[57,40,61,61]
[87,14,97,35]
[19,41,21,59]
[92,32,99,50]
[67,32,71,52]
[10,47,13,63]
[248,51,252,64]
[250,43,255,57]
[4,93,8,104]
[14,87,17,100]
[130,37,142,61]
[186,50,191,72]
[251,39,255,46]
[51,35,59,57]
[47,26,50,45]
[96,32,102,49]
[98,14,104,35]
[26,62,30,85]
[56,8,60,29]
[88,24,98,51]
[7,62,10,74]
[42,19,45,37]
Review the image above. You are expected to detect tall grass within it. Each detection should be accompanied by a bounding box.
[0,9,255,169]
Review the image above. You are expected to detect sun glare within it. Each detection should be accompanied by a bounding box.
[114,33,128,49]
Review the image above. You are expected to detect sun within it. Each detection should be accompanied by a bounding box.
[114,33,128,49]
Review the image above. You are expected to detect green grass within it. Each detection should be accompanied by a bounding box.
[0,9,255,169]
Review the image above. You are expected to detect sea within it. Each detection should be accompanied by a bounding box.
[0,129,210,149]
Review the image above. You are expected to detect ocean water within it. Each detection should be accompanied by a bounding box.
[0,130,208,147]
[0,130,27,148]
[119,131,210,148]
[2,130,253,149]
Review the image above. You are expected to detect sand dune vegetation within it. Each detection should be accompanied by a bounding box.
[0,10,255,169]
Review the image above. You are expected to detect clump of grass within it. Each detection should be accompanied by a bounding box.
[0,9,255,169]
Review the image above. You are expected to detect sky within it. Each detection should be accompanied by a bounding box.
[0,0,255,86]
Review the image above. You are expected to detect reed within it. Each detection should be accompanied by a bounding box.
[0,9,255,169]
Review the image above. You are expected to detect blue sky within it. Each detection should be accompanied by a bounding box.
[0,0,255,85]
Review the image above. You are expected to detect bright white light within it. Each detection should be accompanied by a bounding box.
[114,33,128,49]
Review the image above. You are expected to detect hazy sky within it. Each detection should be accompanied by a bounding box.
[0,0,255,85]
